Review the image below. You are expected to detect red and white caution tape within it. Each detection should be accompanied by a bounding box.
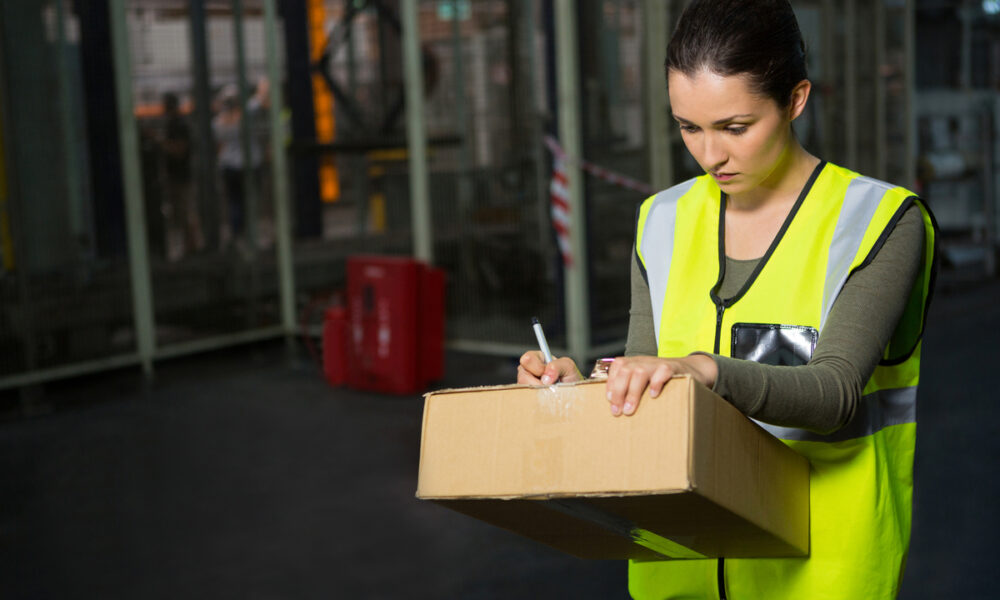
[544,135,654,196]
[545,135,654,266]
[549,156,573,266]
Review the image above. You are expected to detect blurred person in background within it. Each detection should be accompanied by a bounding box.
[139,120,166,260]
[518,0,937,598]
[161,92,202,258]
[213,78,268,250]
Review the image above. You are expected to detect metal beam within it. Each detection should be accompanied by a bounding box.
[0,353,142,392]
[904,0,916,188]
[821,0,835,162]
[643,0,672,191]
[554,0,590,366]
[189,0,220,249]
[845,0,858,170]
[875,0,887,180]
[263,0,297,337]
[401,0,433,262]
[109,0,156,375]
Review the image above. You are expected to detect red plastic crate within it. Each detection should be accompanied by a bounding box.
[343,255,445,394]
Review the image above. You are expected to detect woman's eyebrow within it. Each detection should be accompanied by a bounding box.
[672,113,754,125]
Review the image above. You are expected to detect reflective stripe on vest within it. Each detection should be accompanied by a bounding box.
[821,176,896,327]
[636,178,697,343]
[756,385,916,443]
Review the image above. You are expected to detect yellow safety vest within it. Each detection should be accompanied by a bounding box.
[629,161,936,599]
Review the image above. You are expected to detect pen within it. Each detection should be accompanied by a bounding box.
[531,317,554,364]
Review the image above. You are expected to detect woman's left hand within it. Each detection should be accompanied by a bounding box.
[605,355,718,416]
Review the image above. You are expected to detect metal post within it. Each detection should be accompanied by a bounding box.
[189,0,219,251]
[263,0,297,337]
[821,0,835,161]
[960,2,972,91]
[874,0,887,180]
[108,0,156,375]
[452,0,476,282]
[554,0,590,366]
[523,0,551,266]
[56,0,88,249]
[845,0,858,170]
[643,0,672,191]
[233,0,258,255]
[981,104,996,276]
[233,0,263,328]
[904,0,916,188]
[401,0,433,262]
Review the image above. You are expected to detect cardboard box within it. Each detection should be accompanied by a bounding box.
[416,376,809,561]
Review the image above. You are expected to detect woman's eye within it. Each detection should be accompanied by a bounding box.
[679,124,699,133]
[726,125,748,136]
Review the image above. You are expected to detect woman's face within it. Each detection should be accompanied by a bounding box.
[667,68,800,196]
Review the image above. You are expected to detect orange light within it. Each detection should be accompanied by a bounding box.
[308,0,340,202]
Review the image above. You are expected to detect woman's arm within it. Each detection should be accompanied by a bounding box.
[625,248,658,356]
[711,204,925,433]
[619,204,925,433]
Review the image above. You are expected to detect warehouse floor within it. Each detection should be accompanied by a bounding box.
[1,273,997,599]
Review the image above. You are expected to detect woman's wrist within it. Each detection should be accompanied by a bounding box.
[685,352,719,388]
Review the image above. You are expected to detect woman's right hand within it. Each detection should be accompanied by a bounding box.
[517,351,584,385]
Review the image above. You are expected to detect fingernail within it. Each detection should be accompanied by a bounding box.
[624,402,634,414]
[541,375,552,385]
[650,389,659,398]
[610,404,621,416]
[606,390,612,400]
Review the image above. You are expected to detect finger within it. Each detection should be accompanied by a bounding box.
[540,362,561,385]
[553,357,582,383]
[606,356,625,381]
[517,365,543,385]
[622,369,649,416]
[647,363,675,399]
[519,351,545,377]
[606,362,634,416]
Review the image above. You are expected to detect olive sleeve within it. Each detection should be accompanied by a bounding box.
[710,204,926,433]
[624,204,926,434]
[625,246,658,356]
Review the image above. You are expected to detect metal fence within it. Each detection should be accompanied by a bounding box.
[0,0,922,391]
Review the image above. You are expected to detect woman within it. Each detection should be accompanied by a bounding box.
[213,80,267,246]
[518,1,936,598]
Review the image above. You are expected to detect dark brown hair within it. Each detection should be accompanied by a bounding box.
[666,0,808,108]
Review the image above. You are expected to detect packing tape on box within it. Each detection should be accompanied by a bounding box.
[543,498,707,560]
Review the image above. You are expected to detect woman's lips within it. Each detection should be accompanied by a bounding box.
[712,171,737,182]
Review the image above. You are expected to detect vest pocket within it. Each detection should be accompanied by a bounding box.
[731,323,818,366]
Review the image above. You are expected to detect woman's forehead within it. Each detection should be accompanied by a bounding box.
[668,69,769,119]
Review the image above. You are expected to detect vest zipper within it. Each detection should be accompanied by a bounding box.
[714,300,726,599]
[714,302,725,354]
[718,557,727,599]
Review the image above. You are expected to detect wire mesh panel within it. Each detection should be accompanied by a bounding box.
[0,0,139,379]
[126,0,282,348]
[578,0,649,348]
[422,0,557,350]
[286,0,556,352]
[284,0,419,350]
[793,0,913,183]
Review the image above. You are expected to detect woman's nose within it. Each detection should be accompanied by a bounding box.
[701,133,727,169]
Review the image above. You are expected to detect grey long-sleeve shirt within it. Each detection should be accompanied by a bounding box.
[625,204,926,434]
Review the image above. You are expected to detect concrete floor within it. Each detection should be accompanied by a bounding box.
[1,275,998,599]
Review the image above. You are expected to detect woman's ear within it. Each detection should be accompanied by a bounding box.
[788,79,812,121]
